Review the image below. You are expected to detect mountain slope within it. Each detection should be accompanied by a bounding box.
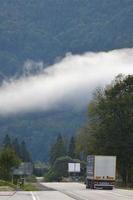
[0,0,133,160]
[0,0,133,76]
[0,109,86,161]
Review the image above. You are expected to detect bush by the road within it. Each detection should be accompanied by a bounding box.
[25,175,37,183]
[21,183,38,191]
[44,169,59,182]
[45,156,86,182]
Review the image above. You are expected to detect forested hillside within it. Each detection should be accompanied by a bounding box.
[0,0,133,77]
[0,0,133,160]
[0,109,86,160]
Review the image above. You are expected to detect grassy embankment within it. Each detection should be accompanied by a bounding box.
[0,179,38,191]
[0,180,16,191]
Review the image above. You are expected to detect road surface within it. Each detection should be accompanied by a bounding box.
[0,182,133,200]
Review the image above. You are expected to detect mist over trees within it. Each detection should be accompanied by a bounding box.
[0,0,133,161]
[76,75,133,185]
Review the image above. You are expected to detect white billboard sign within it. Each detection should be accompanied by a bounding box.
[75,163,80,172]
[68,163,75,172]
[68,163,80,173]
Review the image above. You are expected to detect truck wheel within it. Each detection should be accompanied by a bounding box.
[86,185,89,189]
[86,180,90,189]
[90,182,94,189]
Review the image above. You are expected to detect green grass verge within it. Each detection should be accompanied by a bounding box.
[0,180,16,191]
[0,180,39,191]
[21,183,39,191]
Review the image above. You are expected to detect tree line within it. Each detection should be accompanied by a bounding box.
[0,134,31,181]
[76,74,133,186]
[45,134,86,181]
[49,134,76,165]
[47,75,133,186]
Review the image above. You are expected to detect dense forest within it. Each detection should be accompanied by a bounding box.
[0,0,133,160]
[0,0,133,77]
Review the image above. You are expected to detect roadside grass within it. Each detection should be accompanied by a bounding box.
[21,183,39,191]
[0,179,39,191]
[116,182,133,190]
[0,180,16,191]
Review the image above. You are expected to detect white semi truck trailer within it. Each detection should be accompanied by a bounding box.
[86,155,116,189]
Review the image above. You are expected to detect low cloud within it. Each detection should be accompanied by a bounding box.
[0,48,133,115]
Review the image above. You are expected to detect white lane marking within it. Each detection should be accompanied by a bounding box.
[31,192,36,200]
[31,192,40,200]
[35,193,40,200]
[62,191,87,200]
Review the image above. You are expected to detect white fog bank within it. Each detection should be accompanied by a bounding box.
[0,48,133,115]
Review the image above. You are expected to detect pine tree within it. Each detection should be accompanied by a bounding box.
[20,141,31,162]
[3,134,12,148]
[49,134,66,165]
[12,138,21,158]
[0,148,20,180]
[68,136,75,158]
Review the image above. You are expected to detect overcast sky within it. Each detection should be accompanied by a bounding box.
[0,48,132,116]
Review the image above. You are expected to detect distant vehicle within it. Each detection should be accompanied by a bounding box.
[86,155,116,190]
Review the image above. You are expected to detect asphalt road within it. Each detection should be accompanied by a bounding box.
[0,183,133,200]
